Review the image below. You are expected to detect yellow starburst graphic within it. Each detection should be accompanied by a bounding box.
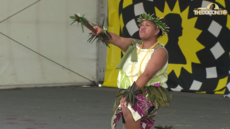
[155,0,205,77]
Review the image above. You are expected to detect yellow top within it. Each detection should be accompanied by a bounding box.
[117,43,168,89]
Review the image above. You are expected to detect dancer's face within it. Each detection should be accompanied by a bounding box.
[139,20,160,39]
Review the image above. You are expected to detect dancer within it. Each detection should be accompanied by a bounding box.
[71,13,172,129]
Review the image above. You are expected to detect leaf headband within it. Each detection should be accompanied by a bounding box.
[137,13,169,35]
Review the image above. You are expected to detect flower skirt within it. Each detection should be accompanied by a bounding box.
[111,86,172,129]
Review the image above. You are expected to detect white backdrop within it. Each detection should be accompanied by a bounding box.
[0,0,99,89]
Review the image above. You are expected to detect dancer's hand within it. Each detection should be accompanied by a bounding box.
[120,96,127,108]
[91,26,104,36]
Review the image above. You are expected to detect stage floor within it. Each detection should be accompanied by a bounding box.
[0,86,229,129]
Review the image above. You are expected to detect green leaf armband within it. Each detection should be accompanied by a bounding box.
[88,25,111,47]
[103,27,107,34]
[70,13,111,47]
[116,82,141,107]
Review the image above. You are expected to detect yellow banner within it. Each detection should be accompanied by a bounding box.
[103,0,229,94]
[102,0,121,87]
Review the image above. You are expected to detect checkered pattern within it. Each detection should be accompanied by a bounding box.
[119,0,230,94]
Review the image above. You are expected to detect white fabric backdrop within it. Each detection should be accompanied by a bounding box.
[0,0,98,89]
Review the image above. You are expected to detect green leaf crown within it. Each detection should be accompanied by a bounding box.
[137,13,169,35]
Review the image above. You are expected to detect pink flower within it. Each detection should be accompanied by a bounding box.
[153,82,161,87]
[140,118,155,129]
[112,113,121,125]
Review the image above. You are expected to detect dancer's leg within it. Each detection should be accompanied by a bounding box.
[122,107,140,129]
[122,124,127,129]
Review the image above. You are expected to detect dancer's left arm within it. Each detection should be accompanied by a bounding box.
[135,47,168,88]
[120,47,168,107]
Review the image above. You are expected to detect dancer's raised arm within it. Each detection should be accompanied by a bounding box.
[91,26,137,52]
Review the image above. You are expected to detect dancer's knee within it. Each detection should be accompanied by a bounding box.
[121,106,130,117]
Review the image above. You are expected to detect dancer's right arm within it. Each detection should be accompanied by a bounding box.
[91,26,137,52]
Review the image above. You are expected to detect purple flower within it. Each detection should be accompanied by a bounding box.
[153,82,161,87]
[112,111,122,128]
[112,92,155,129]
[140,118,155,129]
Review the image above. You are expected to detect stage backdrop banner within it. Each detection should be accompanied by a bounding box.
[104,0,230,94]
[102,0,122,87]
[0,0,99,89]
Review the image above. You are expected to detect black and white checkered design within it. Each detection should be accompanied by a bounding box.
[119,0,230,94]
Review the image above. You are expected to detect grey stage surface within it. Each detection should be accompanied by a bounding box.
[0,86,229,129]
